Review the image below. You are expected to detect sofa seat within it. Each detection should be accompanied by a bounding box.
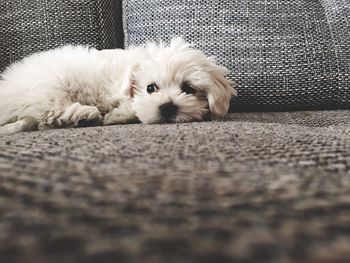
[0,111,349,262]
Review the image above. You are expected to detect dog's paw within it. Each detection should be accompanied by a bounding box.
[58,102,102,127]
[103,108,138,125]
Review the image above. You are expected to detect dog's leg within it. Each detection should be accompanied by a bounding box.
[0,117,38,135]
[40,102,102,129]
[103,101,138,125]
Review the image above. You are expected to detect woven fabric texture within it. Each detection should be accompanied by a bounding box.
[123,0,350,112]
[0,0,123,72]
[0,111,350,263]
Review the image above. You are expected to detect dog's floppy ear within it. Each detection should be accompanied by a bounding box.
[207,65,237,120]
[120,63,140,98]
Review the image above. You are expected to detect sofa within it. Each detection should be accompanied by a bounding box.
[0,1,349,262]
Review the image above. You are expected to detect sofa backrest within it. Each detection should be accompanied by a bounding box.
[0,0,123,72]
[1,0,348,112]
[123,0,350,112]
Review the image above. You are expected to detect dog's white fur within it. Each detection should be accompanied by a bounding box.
[0,37,236,134]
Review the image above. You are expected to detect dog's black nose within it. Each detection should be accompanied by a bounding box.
[159,102,179,123]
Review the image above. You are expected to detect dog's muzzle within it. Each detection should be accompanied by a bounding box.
[159,101,179,123]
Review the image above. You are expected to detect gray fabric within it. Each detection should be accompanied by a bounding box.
[123,0,350,112]
[0,111,350,263]
[0,0,123,72]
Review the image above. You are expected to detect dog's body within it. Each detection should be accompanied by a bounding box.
[0,38,236,134]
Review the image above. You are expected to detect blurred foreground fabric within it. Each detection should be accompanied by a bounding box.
[0,112,349,263]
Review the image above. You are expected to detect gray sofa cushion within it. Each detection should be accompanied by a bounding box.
[123,0,350,112]
[0,0,123,72]
[0,111,350,262]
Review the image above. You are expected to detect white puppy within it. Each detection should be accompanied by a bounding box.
[0,38,236,134]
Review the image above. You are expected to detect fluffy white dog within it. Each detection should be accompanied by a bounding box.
[0,38,236,134]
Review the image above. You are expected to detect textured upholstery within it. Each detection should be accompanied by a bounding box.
[0,111,350,262]
[123,0,350,111]
[1,2,350,262]
[0,0,123,72]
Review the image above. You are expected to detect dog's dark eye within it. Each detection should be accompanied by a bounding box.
[181,82,196,94]
[147,83,158,94]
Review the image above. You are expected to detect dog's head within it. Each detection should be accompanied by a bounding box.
[122,37,236,123]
